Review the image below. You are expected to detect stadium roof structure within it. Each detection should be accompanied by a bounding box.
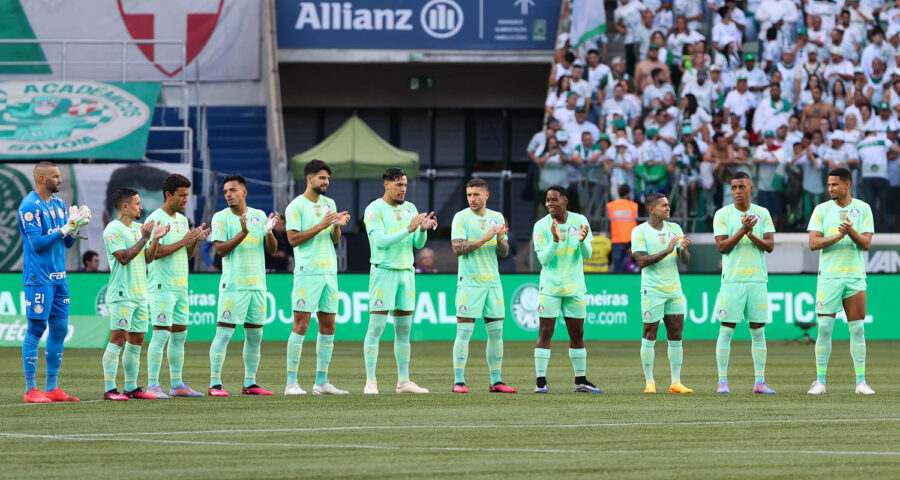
[290,115,418,180]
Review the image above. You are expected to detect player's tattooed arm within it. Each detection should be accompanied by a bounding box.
[497,236,510,258]
[452,238,482,256]
[632,235,680,268]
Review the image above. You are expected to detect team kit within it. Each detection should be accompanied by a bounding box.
[17,161,876,402]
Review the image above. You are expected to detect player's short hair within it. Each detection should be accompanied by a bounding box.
[223,174,246,187]
[33,161,57,174]
[646,192,667,209]
[828,167,852,183]
[466,178,489,191]
[546,185,568,198]
[383,167,406,182]
[304,159,332,177]
[162,173,191,197]
[82,250,98,265]
[618,184,631,198]
[112,188,138,210]
[730,171,752,183]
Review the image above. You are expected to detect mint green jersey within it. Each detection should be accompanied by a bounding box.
[210,207,268,291]
[631,221,684,297]
[451,208,506,287]
[103,219,149,303]
[364,198,424,270]
[807,199,874,279]
[713,203,774,283]
[145,208,190,291]
[532,212,593,297]
[285,194,337,276]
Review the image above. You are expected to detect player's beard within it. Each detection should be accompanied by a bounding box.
[313,184,327,195]
[47,181,60,193]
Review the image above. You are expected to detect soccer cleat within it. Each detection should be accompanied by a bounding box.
[24,388,51,404]
[208,385,230,397]
[363,381,379,395]
[146,384,170,399]
[807,381,826,395]
[242,384,274,396]
[125,387,167,399]
[534,377,549,393]
[103,389,129,401]
[855,382,875,395]
[753,382,776,394]
[489,382,517,393]
[717,380,730,394]
[452,383,469,393]
[669,382,694,394]
[43,388,79,402]
[313,383,349,395]
[643,382,656,394]
[396,381,429,394]
[284,382,307,395]
[169,383,205,397]
[574,381,603,393]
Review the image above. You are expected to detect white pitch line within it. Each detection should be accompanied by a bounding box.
[41,417,900,438]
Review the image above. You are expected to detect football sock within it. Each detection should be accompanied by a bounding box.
[363,313,387,383]
[716,326,734,382]
[102,342,122,392]
[750,327,767,383]
[286,331,305,385]
[667,340,683,385]
[209,326,234,388]
[168,330,187,387]
[393,315,412,385]
[848,320,866,384]
[485,321,504,385]
[23,320,45,392]
[123,342,142,392]
[452,323,474,384]
[568,348,587,377]
[243,328,263,388]
[534,348,551,378]
[45,316,66,391]
[146,329,170,386]
[640,338,655,383]
[315,334,334,386]
[815,315,834,384]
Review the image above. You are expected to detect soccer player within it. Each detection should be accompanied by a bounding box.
[532,186,603,394]
[712,172,777,394]
[284,160,350,395]
[208,174,280,396]
[631,193,693,394]
[362,167,436,394]
[450,178,517,394]
[18,162,90,403]
[145,174,210,398]
[101,188,168,400]
[807,168,875,395]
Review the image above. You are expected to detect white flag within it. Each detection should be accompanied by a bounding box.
[570,0,607,49]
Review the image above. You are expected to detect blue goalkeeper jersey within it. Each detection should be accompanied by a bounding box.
[18,191,74,286]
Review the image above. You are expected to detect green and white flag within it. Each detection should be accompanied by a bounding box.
[570,0,606,49]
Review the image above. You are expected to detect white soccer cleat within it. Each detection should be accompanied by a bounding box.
[313,383,349,395]
[396,381,429,394]
[284,382,307,395]
[363,381,379,395]
[855,382,875,395]
[807,381,826,395]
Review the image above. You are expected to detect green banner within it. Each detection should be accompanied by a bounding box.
[0,273,897,347]
[0,81,160,160]
[0,315,109,348]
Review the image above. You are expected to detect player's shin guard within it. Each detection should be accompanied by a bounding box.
[667,340,683,385]
[286,331,305,385]
[568,348,587,376]
[749,327,767,383]
[815,315,835,384]
[315,334,334,386]
[453,323,474,384]
[848,320,866,384]
[146,329,170,386]
[23,320,46,392]
[393,315,412,385]
[640,339,655,383]
[123,342,143,392]
[364,313,387,383]
[715,326,734,382]
[485,321,504,385]
[243,328,263,388]
[168,330,187,387]
[102,342,122,392]
[45,316,67,392]
[209,326,234,388]
[534,348,551,377]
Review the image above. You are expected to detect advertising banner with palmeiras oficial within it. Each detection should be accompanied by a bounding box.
[0,81,160,160]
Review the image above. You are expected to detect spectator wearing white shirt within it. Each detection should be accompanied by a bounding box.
[602,84,634,131]
[712,6,742,54]
[565,107,601,146]
[642,68,677,108]
[668,16,705,71]
[824,47,855,93]
[681,68,714,113]
[535,136,569,190]
[773,51,799,106]
[585,49,611,93]
[808,0,841,33]
[754,83,793,139]
[857,128,900,231]
[848,0,876,47]
[754,130,788,231]
[545,75,571,117]
[569,62,592,111]
[634,9,658,61]
[555,92,579,126]
[526,119,558,166]
[734,53,769,106]
[761,27,783,73]
[610,138,637,196]
[756,0,800,45]
[788,139,826,224]
[723,75,754,126]
[861,28,886,76]
[549,51,575,88]
[598,57,634,102]
[614,0,649,75]
[673,0,703,31]
[805,16,829,61]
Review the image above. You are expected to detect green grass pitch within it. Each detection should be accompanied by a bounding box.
[2,340,899,479]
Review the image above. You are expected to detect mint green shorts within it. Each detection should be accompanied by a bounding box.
[217,290,267,325]
[641,294,685,323]
[456,285,505,319]
[292,274,339,314]
[149,289,190,327]
[109,301,149,333]
[369,267,416,312]
[716,283,768,324]
[538,293,586,319]
[815,277,866,315]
